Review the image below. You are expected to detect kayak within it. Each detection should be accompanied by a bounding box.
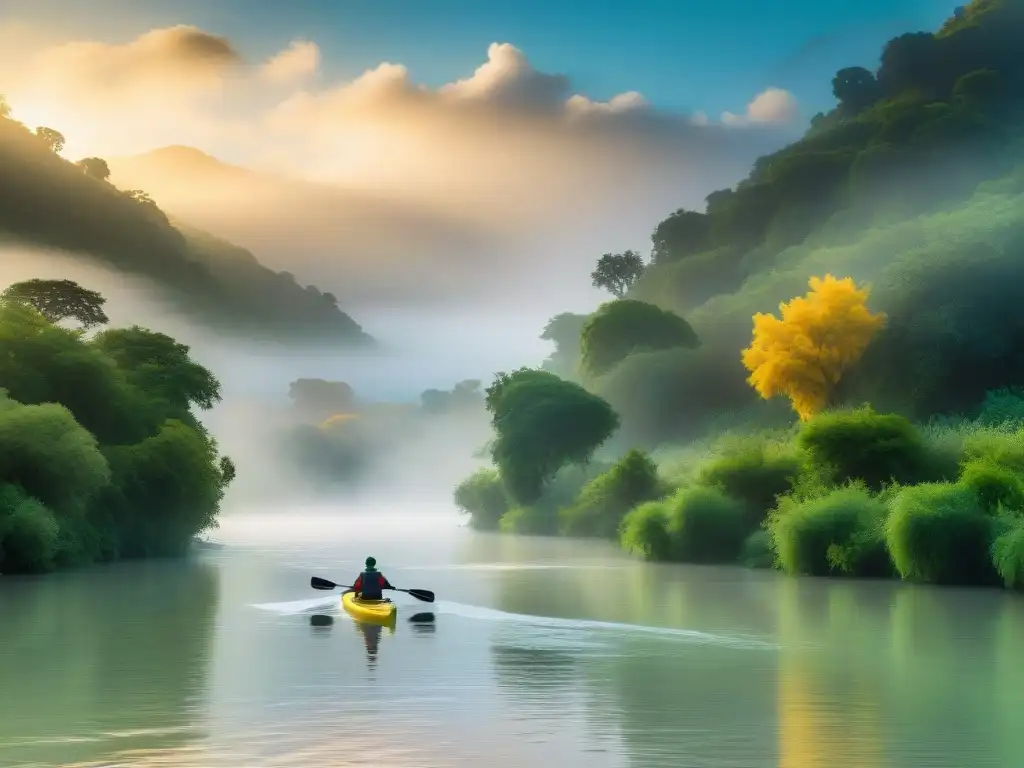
[342,591,398,626]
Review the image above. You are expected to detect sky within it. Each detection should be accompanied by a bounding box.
[0,0,962,334]
[4,0,953,121]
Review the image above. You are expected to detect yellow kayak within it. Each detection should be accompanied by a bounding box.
[342,591,398,626]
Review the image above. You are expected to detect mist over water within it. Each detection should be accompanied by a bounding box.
[0,241,554,511]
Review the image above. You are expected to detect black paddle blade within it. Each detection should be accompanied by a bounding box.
[310,576,338,590]
[405,588,435,603]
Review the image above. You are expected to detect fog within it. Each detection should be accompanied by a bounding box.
[0,242,537,514]
[103,144,742,313]
[0,23,807,525]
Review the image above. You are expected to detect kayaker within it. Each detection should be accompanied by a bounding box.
[352,556,392,601]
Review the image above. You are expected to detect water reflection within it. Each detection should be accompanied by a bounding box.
[409,612,437,635]
[776,578,885,768]
[353,620,393,667]
[0,558,219,767]
[309,613,334,629]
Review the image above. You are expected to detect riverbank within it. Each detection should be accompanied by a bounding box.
[0,289,234,575]
[456,405,1024,591]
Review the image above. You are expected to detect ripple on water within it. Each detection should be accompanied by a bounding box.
[250,596,780,652]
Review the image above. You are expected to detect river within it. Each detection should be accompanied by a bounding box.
[1,511,1022,767]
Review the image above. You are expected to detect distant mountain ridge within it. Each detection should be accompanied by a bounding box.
[105,145,499,306]
[0,116,373,346]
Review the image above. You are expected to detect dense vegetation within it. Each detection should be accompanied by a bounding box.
[0,100,371,345]
[455,0,1024,591]
[0,280,235,574]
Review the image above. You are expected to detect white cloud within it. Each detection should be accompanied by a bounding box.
[25,25,241,106]
[721,86,800,126]
[1,24,802,309]
[260,40,321,85]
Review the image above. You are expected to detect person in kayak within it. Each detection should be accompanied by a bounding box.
[353,556,393,601]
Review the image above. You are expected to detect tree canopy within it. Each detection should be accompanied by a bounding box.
[742,275,885,420]
[1,279,109,330]
[580,300,700,377]
[34,126,65,154]
[76,157,111,182]
[591,251,646,298]
[0,283,234,573]
[484,368,619,504]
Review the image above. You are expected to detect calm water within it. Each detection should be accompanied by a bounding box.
[1,512,1023,767]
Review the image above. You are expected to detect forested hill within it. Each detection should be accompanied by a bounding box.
[0,106,373,346]
[634,0,1024,314]
[531,0,1024,450]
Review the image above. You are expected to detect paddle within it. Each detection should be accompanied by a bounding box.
[310,576,435,603]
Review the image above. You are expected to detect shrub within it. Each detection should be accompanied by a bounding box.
[579,300,699,377]
[696,442,801,526]
[664,486,749,563]
[958,457,1024,512]
[740,529,775,569]
[498,505,558,536]
[620,501,672,560]
[498,464,596,536]
[769,484,890,577]
[0,397,110,514]
[0,485,59,574]
[454,468,509,531]
[975,388,1024,426]
[560,449,664,539]
[991,517,1024,589]
[885,482,996,585]
[798,407,935,489]
[962,425,1024,472]
[101,420,228,558]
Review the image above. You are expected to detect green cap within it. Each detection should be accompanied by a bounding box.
[365,556,377,570]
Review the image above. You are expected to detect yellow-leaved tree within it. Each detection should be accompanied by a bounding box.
[741,274,886,420]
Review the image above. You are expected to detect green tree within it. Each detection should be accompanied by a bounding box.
[34,126,65,154]
[101,420,231,558]
[559,449,663,539]
[0,94,10,119]
[580,299,700,377]
[591,250,646,298]
[77,157,111,182]
[93,326,222,414]
[454,468,509,530]
[831,66,882,113]
[1,279,109,329]
[124,189,156,206]
[0,302,151,445]
[484,368,619,504]
[952,68,1006,108]
[651,209,712,263]
[540,312,589,376]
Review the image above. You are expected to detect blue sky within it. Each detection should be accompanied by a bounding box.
[9,0,957,119]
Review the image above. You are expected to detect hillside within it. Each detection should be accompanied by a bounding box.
[633,0,1024,317]
[105,146,495,305]
[571,0,1024,446]
[454,0,1024,593]
[0,114,372,345]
